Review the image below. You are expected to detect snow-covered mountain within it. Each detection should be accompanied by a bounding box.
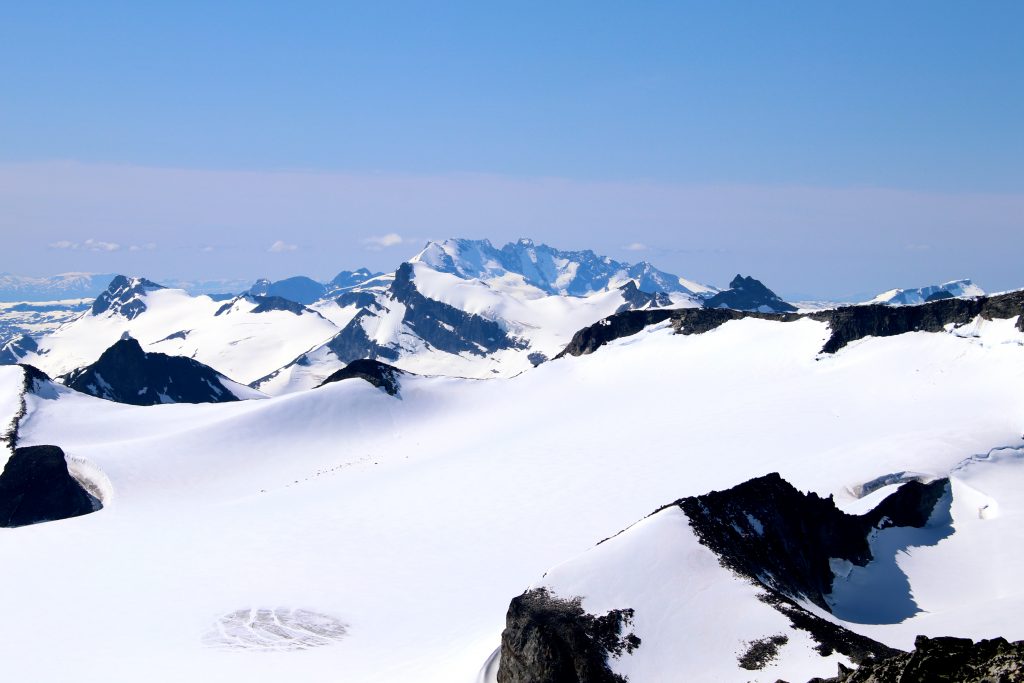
[0,300,92,347]
[247,269,385,305]
[0,272,116,302]
[411,237,714,297]
[1,282,1023,682]
[61,337,263,405]
[14,277,339,385]
[254,261,685,393]
[702,274,798,313]
[869,278,984,306]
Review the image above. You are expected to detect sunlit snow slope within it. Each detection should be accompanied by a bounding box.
[2,313,1023,682]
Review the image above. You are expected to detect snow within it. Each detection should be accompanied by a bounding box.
[869,279,985,306]
[0,365,24,468]
[19,288,339,385]
[538,507,850,682]
[3,315,1024,681]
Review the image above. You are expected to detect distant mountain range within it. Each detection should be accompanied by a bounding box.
[0,238,993,396]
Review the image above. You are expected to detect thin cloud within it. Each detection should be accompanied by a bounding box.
[623,242,648,251]
[268,240,298,253]
[362,232,405,251]
[128,242,157,252]
[48,238,121,252]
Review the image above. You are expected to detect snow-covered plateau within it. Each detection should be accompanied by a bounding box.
[1,240,1022,682]
[1,296,1023,681]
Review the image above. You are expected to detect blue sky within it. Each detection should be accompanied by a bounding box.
[2,2,1022,298]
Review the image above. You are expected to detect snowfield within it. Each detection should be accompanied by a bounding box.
[2,314,1024,682]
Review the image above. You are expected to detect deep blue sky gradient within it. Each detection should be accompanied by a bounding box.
[2,2,1022,297]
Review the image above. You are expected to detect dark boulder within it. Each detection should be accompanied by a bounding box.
[0,445,100,527]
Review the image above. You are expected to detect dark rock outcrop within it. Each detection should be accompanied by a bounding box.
[0,445,100,527]
[390,263,527,356]
[335,290,378,309]
[60,337,244,405]
[91,275,165,320]
[322,263,528,364]
[615,281,672,313]
[811,291,1024,354]
[703,274,798,313]
[318,359,405,396]
[815,635,1024,682]
[495,473,944,680]
[216,294,310,316]
[559,289,1024,358]
[676,473,948,613]
[497,588,640,683]
[325,311,402,363]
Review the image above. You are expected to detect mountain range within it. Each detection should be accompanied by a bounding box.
[0,237,1019,683]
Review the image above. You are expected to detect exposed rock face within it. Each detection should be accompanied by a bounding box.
[390,263,528,356]
[61,337,243,405]
[91,275,165,320]
[556,308,798,358]
[0,445,100,527]
[615,281,672,312]
[216,294,310,316]
[677,473,948,613]
[703,274,798,313]
[815,635,1024,682]
[497,588,640,683]
[318,359,405,396]
[495,473,946,680]
[321,263,528,364]
[811,290,1024,353]
[0,334,38,365]
[559,289,1024,358]
[335,290,378,309]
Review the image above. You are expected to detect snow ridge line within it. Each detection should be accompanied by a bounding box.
[2,365,33,455]
[950,445,1024,474]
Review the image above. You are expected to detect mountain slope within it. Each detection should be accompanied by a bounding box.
[870,279,985,306]
[411,237,713,296]
[560,287,1024,358]
[60,337,262,405]
[18,277,340,384]
[4,303,1024,682]
[254,261,684,393]
[703,274,798,313]
[0,272,117,302]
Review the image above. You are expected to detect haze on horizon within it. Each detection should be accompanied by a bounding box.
[1,2,1022,300]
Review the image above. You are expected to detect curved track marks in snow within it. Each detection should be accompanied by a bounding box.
[203,608,348,651]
